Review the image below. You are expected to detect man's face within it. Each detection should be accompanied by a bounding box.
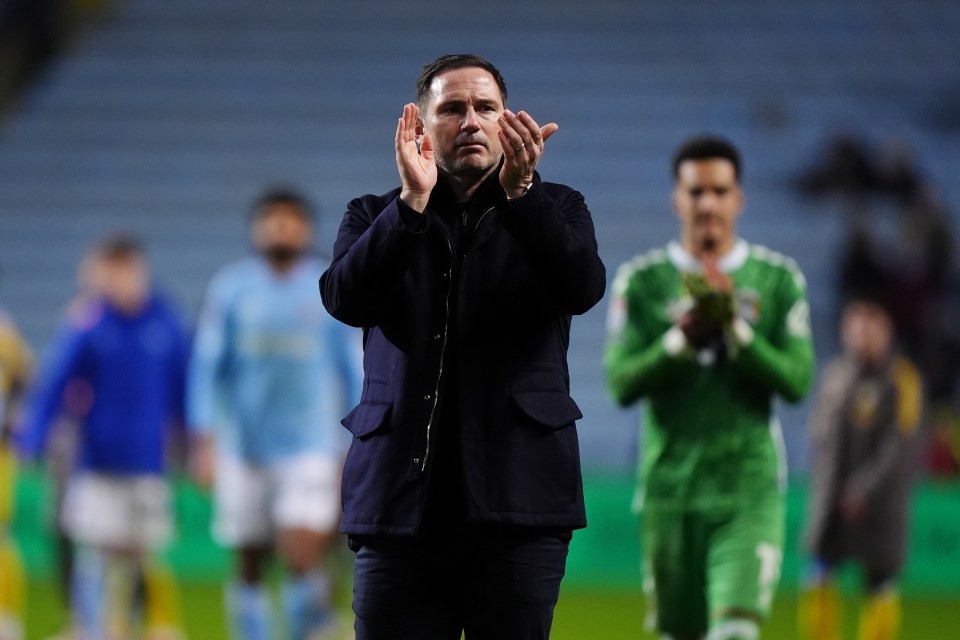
[419,66,505,181]
[100,254,150,314]
[841,301,893,366]
[253,203,312,257]
[672,158,743,255]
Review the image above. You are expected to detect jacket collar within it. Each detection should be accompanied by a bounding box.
[429,161,510,251]
[430,159,506,212]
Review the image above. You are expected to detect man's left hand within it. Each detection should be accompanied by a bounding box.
[498,109,558,199]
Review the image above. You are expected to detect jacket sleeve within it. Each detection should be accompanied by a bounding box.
[498,180,606,316]
[604,263,686,407]
[16,324,88,460]
[728,268,815,403]
[804,359,850,549]
[845,357,924,502]
[319,195,429,328]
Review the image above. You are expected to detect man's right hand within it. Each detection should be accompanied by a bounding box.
[396,103,436,213]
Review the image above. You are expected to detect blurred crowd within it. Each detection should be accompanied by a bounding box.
[796,131,960,478]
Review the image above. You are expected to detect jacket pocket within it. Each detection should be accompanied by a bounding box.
[511,390,583,429]
[341,401,392,440]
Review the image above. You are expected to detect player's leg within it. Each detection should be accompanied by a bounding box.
[227,545,273,640]
[69,545,107,638]
[641,508,709,640]
[140,558,186,640]
[272,453,343,639]
[61,473,126,638]
[856,569,900,640]
[0,534,25,640]
[213,455,274,640]
[706,497,784,640]
[0,445,25,640]
[66,473,178,639]
[128,476,183,640]
[798,559,842,640]
[102,549,143,639]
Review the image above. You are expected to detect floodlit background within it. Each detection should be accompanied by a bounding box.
[2,1,960,638]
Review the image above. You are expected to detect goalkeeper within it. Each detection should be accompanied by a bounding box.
[605,135,815,640]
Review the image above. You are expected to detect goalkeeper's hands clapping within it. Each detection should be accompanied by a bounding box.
[678,255,735,350]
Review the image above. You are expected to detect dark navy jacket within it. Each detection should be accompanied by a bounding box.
[320,170,606,536]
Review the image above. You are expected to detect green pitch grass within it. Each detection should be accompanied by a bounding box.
[23,580,960,640]
[551,587,960,639]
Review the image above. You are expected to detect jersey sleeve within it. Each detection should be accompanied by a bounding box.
[15,324,88,459]
[604,261,686,407]
[730,264,814,403]
[186,272,233,434]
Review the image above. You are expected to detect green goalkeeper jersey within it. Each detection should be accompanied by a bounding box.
[605,239,814,512]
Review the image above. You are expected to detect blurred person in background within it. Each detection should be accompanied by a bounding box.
[605,135,815,640]
[16,235,189,640]
[0,303,33,640]
[42,249,114,615]
[799,295,924,640]
[187,187,362,640]
[319,53,605,640]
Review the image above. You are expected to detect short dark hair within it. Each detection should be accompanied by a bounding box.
[843,287,892,318]
[250,186,315,223]
[94,233,144,261]
[672,135,742,182]
[415,53,508,113]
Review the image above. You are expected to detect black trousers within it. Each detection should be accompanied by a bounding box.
[350,526,572,640]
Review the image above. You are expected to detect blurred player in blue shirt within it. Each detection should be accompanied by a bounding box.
[188,187,362,640]
[18,235,189,640]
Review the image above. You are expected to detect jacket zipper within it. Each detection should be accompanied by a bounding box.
[421,231,453,472]
[419,204,495,473]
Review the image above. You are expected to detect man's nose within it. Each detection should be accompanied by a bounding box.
[461,107,480,131]
[697,193,718,213]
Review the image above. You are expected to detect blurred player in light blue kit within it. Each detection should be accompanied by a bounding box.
[188,187,362,640]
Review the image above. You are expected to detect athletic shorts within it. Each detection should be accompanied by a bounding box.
[640,498,784,637]
[212,452,340,547]
[61,473,172,550]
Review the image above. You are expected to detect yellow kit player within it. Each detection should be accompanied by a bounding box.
[0,306,33,640]
[800,296,924,640]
